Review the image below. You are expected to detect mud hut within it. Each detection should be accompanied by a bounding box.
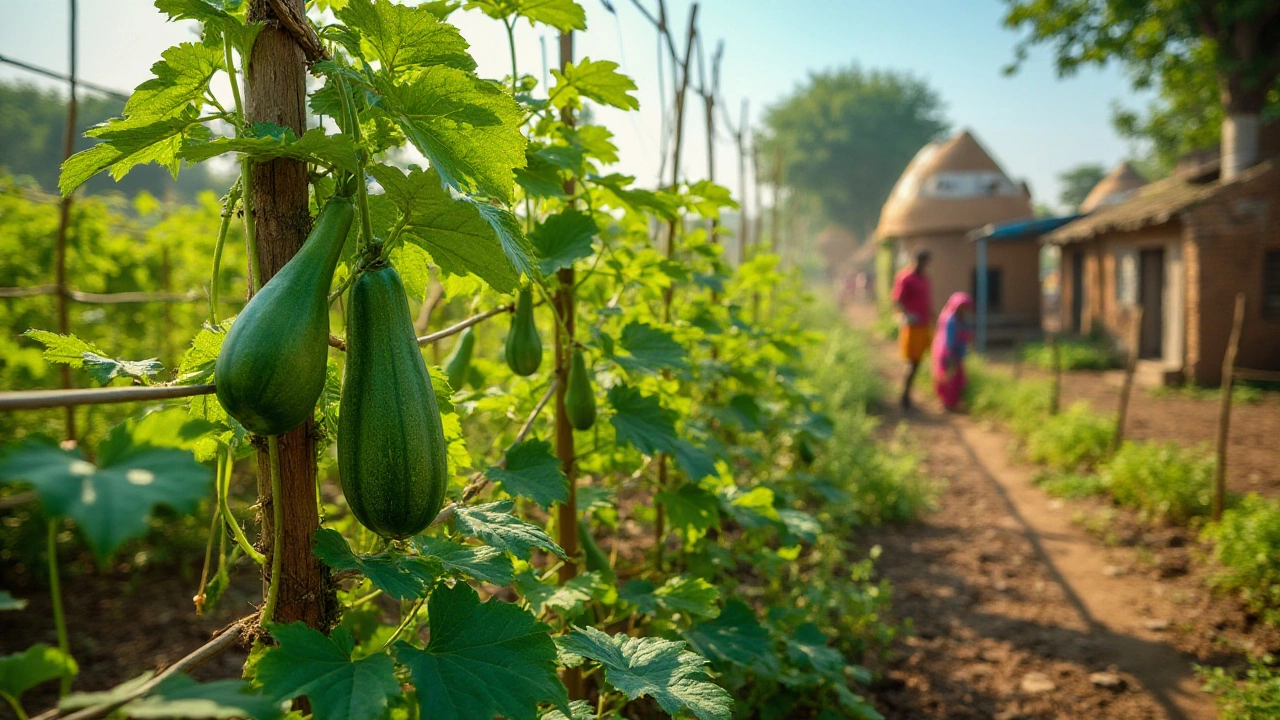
[873,130,1037,334]
[1080,162,1148,213]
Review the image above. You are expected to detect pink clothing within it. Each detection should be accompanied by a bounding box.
[892,268,933,326]
[932,292,974,410]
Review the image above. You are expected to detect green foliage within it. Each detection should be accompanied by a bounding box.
[1034,470,1106,499]
[1204,495,1280,624]
[1200,655,1280,719]
[1020,338,1118,371]
[0,644,78,706]
[257,623,400,720]
[760,65,949,235]
[1024,403,1115,471]
[59,675,283,720]
[487,439,569,509]
[1102,441,1213,523]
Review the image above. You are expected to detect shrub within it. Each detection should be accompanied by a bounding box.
[966,358,1051,432]
[1102,442,1214,523]
[1024,403,1115,471]
[1021,338,1118,371]
[814,409,935,525]
[1204,495,1280,624]
[1035,470,1106,499]
[1199,655,1280,719]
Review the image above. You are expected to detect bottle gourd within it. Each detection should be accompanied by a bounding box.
[564,349,597,430]
[504,288,542,376]
[339,260,448,539]
[444,327,476,391]
[215,197,354,436]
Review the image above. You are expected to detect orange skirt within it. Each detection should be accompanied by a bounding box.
[899,324,933,363]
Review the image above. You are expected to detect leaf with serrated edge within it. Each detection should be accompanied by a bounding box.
[683,599,780,677]
[487,439,567,509]
[607,385,678,456]
[313,528,439,600]
[550,58,639,111]
[531,210,596,276]
[336,0,476,72]
[396,583,568,720]
[257,623,399,720]
[614,322,686,375]
[413,535,514,586]
[453,500,566,560]
[120,675,283,720]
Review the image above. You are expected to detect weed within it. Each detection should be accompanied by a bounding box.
[1103,442,1214,524]
[1021,338,1118,371]
[1024,403,1115,471]
[1199,655,1280,719]
[1150,382,1267,405]
[1204,495,1280,624]
[1035,470,1106,499]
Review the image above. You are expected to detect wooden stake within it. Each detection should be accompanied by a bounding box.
[1213,293,1246,522]
[1113,305,1143,452]
[54,0,79,442]
[1049,332,1061,416]
[246,0,330,631]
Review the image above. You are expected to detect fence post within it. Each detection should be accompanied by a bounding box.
[1049,332,1061,416]
[1213,293,1246,522]
[54,0,80,442]
[1113,305,1143,452]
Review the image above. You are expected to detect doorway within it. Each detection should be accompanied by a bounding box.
[1139,249,1165,358]
[1070,250,1084,332]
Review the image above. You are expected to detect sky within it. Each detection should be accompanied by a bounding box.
[1,0,1151,219]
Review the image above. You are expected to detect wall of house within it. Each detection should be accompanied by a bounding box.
[900,233,1041,325]
[1182,165,1280,385]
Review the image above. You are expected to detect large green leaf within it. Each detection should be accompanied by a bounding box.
[396,583,568,720]
[24,330,162,385]
[558,626,731,720]
[368,165,534,291]
[124,42,222,120]
[257,624,399,720]
[313,528,440,600]
[684,600,779,677]
[550,58,639,111]
[115,676,283,720]
[413,535,514,586]
[621,575,719,620]
[530,210,596,276]
[0,644,78,702]
[654,483,720,541]
[453,500,567,560]
[607,385,678,456]
[517,570,602,617]
[372,67,525,203]
[336,0,476,72]
[464,0,586,31]
[179,124,358,172]
[0,591,26,611]
[487,439,567,509]
[614,322,686,375]
[0,438,211,563]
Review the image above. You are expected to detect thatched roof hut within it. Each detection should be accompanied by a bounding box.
[1079,162,1147,213]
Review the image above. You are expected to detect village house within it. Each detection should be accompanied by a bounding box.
[873,130,1040,342]
[1045,140,1280,386]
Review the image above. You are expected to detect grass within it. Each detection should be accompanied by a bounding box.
[1199,656,1280,719]
[1035,470,1107,499]
[1024,403,1115,472]
[1150,382,1267,405]
[1204,494,1280,625]
[1020,338,1119,371]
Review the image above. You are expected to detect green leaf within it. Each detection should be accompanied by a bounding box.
[0,644,78,701]
[180,124,359,172]
[0,438,211,563]
[777,508,821,543]
[622,575,719,620]
[540,700,594,720]
[336,0,477,72]
[176,320,230,385]
[785,623,846,680]
[530,210,596,276]
[371,67,526,203]
[673,440,717,483]
[590,174,679,219]
[550,58,639,111]
[684,180,739,220]
[684,600,779,677]
[60,110,209,195]
[607,385,678,456]
[96,407,218,467]
[453,500,567,560]
[516,570,600,617]
[368,165,534,291]
[413,535,514,586]
[80,353,164,385]
[558,626,731,720]
[124,42,222,121]
[721,486,779,530]
[390,243,433,302]
[487,439,568,509]
[257,623,399,720]
[313,528,440,600]
[614,322,686,375]
[464,0,586,31]
[395,583,568,720]
[654,483,720,540]
[514,151,567,199]
[0,591,26,611]
[119,675,283,720]
[23,330,104,369]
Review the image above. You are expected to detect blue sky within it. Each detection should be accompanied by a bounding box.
[2,1,1149,218]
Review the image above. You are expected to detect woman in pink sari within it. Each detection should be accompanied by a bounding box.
[931,292,974,411]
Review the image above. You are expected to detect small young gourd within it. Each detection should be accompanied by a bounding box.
[564,349,597,430]
[504,288,542,376]
[444,327,476,392]
[215,197,354,436]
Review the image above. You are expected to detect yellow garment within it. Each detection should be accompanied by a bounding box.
[899,324,933,363]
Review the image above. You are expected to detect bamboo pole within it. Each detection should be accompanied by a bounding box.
[0,384,214,412]
[1213,293,1246,522]
[1049,332,1062,416]
[1113,305,1144,452]
[54,0,80,442]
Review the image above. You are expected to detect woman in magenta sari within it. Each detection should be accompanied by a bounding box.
[932,292,974,411]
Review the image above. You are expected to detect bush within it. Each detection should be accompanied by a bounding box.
[1102,442,1214,523]
[814,412,935,525]
[1024,403,1115,471]
[966,358,1051,432]
[1035,470,1106,499]
[1020,338,1118,371]
[1200,655,1280,719]
[1204,495,1280,624]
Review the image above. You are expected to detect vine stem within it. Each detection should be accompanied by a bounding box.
[259,435,284,626]
[336,74,374,251]
[2,692,28,720]
[219,446,265,565]
[209,180,242,324]
[242,158,260,294]
[46,521,71,697]
[194,486,220,614]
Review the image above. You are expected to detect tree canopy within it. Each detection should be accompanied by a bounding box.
[1056,164,1106,211]
[760,65,948,238]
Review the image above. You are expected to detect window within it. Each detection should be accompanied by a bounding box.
[1265,250,1280,318]
[971,267,1003,312]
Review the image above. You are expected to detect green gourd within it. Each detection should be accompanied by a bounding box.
[444,327,476,391]
[578,518,614,582]
[504,288,542,376]
[564,349,597,430]
[339,260,448,539]
[215,197,354,436]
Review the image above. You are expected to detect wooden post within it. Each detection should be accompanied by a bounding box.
[1113,305,1144,452]
[735,99,749,267]
[1213,293,1246,522]
[1049,332,1061,416]
[246,0,331,631]
[553,29,582,701]
[54,0,79,442]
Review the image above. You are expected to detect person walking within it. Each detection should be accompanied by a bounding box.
[891,250,933,410]
[932,292,974,411]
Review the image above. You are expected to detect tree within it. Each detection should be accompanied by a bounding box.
[1004,0,1280,178]
[760,65,948,239]
[1057,164,1105,211]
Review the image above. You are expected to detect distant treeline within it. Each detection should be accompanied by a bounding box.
[0,81,227,200]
